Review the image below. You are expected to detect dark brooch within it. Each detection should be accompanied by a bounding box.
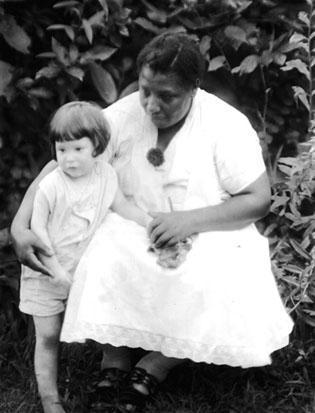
[146,147,165,167]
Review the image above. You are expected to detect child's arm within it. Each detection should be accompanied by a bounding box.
[111,187,151,228]
[31,190,71,285]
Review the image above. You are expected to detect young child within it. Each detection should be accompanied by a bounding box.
[19,101,151,413]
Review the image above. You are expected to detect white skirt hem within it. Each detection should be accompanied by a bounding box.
[61,321,292,368]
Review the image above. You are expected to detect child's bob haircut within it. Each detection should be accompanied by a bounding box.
[49,101,110,159]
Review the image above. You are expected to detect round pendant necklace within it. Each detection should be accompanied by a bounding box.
[146,147,165,167]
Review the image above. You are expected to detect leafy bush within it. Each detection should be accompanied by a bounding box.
[264,142,315,330]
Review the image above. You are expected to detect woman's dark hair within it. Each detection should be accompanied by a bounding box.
[136,32,205,89]
[49,101,110,159]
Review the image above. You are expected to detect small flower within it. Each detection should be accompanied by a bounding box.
[146,147,165,167]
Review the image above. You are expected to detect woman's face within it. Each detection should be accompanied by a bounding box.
[139,65,196,129]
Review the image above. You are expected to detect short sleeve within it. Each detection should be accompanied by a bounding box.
[98,161,119,210]
[214,115,266,194]
[106,163,119,203]
[37,171,58,208]
[31,186,52,233]
[102,92,141,164]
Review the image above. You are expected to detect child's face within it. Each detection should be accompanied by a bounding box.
[55,137,96,179]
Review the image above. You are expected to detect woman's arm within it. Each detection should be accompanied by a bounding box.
[111,187,152,228]
[148,172,271,247]
[31,190,71,284]
[10,160,57,273]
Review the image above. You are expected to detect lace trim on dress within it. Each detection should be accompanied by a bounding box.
[61,322,290,368]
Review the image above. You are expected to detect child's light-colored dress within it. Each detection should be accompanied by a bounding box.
[60,90,293,368]
[19,160,118,316]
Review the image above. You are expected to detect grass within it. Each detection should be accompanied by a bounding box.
[1,326,315,413]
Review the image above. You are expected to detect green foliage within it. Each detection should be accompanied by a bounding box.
[263,142,315,328]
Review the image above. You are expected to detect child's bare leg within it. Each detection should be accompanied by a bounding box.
[33,314,65,413]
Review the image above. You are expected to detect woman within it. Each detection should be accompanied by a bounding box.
[11,33,293,412]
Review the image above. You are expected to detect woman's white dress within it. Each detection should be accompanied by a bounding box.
[60,90,293,368]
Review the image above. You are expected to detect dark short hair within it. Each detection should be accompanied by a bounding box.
[49,101,110,159]
[137,32,205,89]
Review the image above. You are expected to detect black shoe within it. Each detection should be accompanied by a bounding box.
[90,367,128,411]
[118,367,159,412]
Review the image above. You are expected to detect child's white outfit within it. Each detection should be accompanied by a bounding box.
[60,90,294,368]
[20,160,118,316]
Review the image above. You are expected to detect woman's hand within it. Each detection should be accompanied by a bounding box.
[11,228,54,275]
[148,210,194,247]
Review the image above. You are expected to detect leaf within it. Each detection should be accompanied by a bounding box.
[119,26,129,37]
[278,164,292,176]
[82,19,93,44]
[199,35,211,56]
[88,11,106,27]
[208,56,227,71]
[270,194,290,210]
[0,60,14,96]
[298,11,309,26]
[69,44,79,64]
[28,87,54,99]
[141,0,167,24]
[97,0,109,18]
[36,52,56,58]
[80,45,117,63]
[261,50,273,66]
[52,37,69,66]
[289,239,312,261]
[119,80,139,99]
[289,33,307,45]
[272,52,286,66]
[89,62,117,103]
[281,60,310,79]
[292,86,310,111]
[289,32,307,44]
[134,17,161,34]
[283,264,302,275]
[16,77,34,89]
[65,67,85,81]
[231,65,240,74]
[53,1,80,8]
[224,25,247,50]
[0,14,31,54]
[147,9,167,24]
[237,55,259,74]
[35,65,61,79]
[278,157,298,166]
[47,24,75,41]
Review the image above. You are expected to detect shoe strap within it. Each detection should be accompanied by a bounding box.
[128,367,159,396]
